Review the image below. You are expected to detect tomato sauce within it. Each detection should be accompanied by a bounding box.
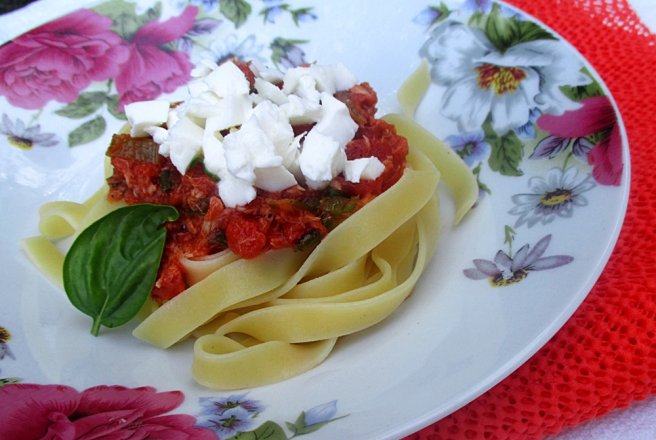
[106,78,408,303]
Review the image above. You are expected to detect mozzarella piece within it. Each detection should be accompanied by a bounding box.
[167,116,204,173]
[282,68,323,103]
[202,118,226,177]
[145,126,168,144]
[254,166,297,192]
[282,64,357,97]
[125,100,170,137]
[187,78,209,98]
[223,120,282,182]
[129,60,383,208]
[250,101,294,155]
[281,95,322,124]
[185,94,220,119]
[189,94,252,128]
[314,93,358,147]
[218,172,256,208]
[191,59,219,78]
[204,61,250,97]
[299,130,346,189]
[254,78,288,106]
[251,60,285,83]
[156,106,184,156]
[330,63,358,91]
[344,157,385,182]
[281,132,303,179]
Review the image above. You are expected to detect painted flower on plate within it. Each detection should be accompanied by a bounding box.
[446,130,491,166]
[0,383,215,439]
[0,9,129,110]
[419,20,591,134]
[197,406,256,437]
[182,0,219,12]
[462,0,493,14]
[535,96,622,186]
[509,167,595,228]
[514,108,541,140]
[0,114,58,149]
[261,1,317,25]
[196,393,263,437]
[464,234,573,286]
[413,6,444,26]
[198,393,264,416]
[286,400,345,436]
[203,33,266,65]
[115,6,198,110]
[271,37,308,68]
[0,326,13,362]
[303,400,338,426]
[178,17,223,53]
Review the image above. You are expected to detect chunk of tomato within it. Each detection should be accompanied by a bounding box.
[226,215,268,259]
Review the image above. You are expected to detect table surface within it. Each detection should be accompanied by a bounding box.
[536,2,656,438]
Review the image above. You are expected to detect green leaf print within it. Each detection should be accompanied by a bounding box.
[221,0,252,28]
[68,116,107,147]
[485,122,524,176]
[55,92,107,119]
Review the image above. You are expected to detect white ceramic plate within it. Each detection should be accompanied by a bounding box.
[0,1,629,438]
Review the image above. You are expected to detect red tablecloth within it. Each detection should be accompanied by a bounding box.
[409,1,656,438]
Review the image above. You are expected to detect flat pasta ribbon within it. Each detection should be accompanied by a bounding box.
[22,118,476,390]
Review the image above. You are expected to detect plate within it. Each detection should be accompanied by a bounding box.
[0,1,629,438]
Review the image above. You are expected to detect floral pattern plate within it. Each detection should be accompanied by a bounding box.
[0,0,628,439]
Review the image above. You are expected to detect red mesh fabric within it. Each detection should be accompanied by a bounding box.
[408,1,656,439]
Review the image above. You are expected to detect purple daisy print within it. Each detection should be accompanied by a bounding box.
[464,234,573,286]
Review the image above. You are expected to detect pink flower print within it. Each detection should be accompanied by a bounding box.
[537,96,623,186]
[0,9,129,110]
[0,383,216,440]
[115,6,198,110]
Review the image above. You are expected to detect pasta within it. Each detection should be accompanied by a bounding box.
[22,60,478,389]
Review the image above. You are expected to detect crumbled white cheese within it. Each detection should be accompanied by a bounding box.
[330,63,359,92]
[223,120,282,182]
[190,59,219,79]
[254,78,288,106]
[204,61,250,97]
[125,100,170,137]
[201,116,226,176]
[299,130,346,190]
[145,126,169,145]
[314,93,358,147]
[166,116,204,173]
[254,166,297,192]
[250,61,285,83]
[344,157,385,182]
[249,101,294,156]
[282,133,304,180]
[130,60,386,208]
[187,79,210,98]
[281,95,322,124]
[217,171,256,208]
[189,94,252,129]
[282,64,356,97]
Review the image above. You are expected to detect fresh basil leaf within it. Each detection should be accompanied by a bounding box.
[63,204,179,336]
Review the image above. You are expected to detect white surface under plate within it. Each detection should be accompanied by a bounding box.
[0,1,629,439]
